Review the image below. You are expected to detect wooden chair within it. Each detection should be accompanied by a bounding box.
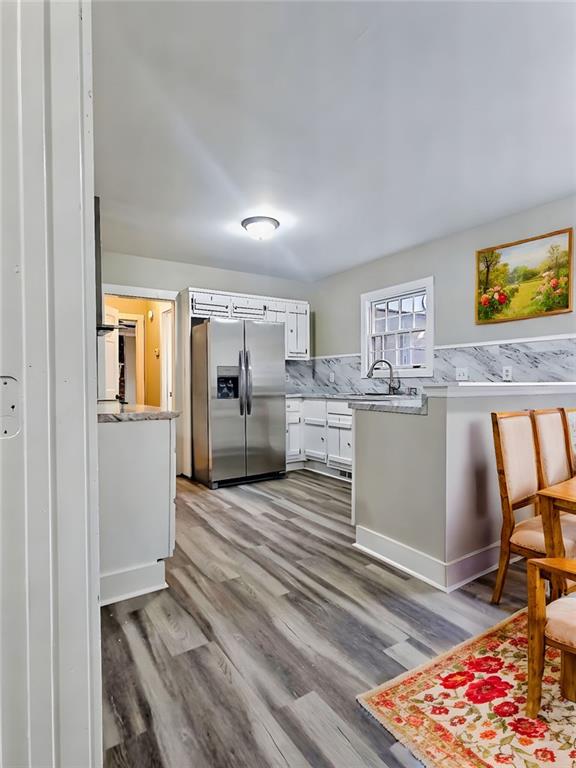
[563,407,576,474]
[491,411,576,605]
[531,408,573,489]
[527,557,576,718]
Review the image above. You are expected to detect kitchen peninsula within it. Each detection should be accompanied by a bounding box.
[97,402,179,604]
[351,384,576,592]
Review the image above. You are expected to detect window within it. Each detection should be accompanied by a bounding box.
[361,277,434,378]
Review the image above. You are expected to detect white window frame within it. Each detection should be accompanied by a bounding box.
[361,276,434,378]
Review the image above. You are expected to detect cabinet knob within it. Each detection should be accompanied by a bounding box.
[321,437,325,442]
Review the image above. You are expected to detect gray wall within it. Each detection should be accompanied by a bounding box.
[102,250,311,301]
[311,195,576,356]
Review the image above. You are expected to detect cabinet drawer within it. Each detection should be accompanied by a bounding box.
[286,399,302,413]
[326,400,353,417]
[302,399,326,423]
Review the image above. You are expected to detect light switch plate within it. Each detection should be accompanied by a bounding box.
[456,367,469,381]
[502,366,513,382]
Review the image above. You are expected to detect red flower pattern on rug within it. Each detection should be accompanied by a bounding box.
[357,611,576,768]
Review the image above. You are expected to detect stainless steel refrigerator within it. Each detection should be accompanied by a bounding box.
[191,318,286,488]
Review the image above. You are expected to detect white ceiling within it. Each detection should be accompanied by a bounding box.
[92,1,576,281]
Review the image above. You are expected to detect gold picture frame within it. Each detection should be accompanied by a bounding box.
[475,228,573,325]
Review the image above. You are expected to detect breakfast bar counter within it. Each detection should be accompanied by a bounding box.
[352,383,576,592]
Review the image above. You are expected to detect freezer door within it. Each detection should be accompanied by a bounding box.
[207,319,247,483]
[244,320,286,477]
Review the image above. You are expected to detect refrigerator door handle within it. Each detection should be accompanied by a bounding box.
[246,349,253,415]
[239,350,246,416]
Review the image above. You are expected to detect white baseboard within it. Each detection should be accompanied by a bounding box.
[354,525,506,592]
[100,561,167,606]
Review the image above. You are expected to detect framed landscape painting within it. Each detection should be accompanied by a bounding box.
[476,228,573,324]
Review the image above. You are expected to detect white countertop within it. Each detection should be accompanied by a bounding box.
[97,402,180,422]
[424,383,576,398]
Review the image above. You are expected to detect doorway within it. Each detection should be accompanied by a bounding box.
[100,293,175,407]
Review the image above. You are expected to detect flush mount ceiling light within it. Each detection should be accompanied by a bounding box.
[241,216,280,241]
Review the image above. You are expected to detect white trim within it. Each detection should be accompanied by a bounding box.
[435,332,576,350]
[1,2,101,764]
[100,562,167,607]
[305,332,576,362]
[103,283,179,301]
[360,277,434,379]
[354,526,508,592]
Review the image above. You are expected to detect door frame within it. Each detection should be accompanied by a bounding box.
[160,306,175,410]
[1,2,101,765]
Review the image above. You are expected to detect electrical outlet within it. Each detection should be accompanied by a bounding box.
[329,371,335,383]
[456,367,469,382]
[502,366,513,382]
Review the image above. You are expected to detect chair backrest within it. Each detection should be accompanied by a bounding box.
[531,408,572,488]
[563,407,576,474]
[492,412,539,527]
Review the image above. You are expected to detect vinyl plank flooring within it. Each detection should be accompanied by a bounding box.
[102,470,523,768]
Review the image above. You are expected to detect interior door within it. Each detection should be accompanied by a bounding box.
[209,319,246,483]
[104,306,119,399]
[245,321,286,477]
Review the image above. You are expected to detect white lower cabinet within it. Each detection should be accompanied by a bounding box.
[286,398,353,477]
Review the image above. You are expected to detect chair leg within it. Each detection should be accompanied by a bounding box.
[526,625,545,718]
[527,560,547,719]
[491,541,511,605]
[560,652,576,702]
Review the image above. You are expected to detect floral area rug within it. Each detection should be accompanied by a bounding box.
[358,610,576,767]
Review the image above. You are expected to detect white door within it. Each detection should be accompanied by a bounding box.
[161,306,174,410]
[104,306,119,399]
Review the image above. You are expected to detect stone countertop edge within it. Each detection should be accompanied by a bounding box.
[348,397,428,415]
[97,404,180,423]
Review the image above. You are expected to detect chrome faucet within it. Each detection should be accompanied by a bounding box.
[366,358,401,394]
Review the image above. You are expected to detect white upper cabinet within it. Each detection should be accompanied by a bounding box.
[185,288,310,361]
[285,303,309,359]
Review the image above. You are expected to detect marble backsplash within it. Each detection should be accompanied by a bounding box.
[285,337,576,395]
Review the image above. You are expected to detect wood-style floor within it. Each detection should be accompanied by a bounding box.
[102,470,526,768]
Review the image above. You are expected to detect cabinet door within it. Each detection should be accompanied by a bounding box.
[303,423,326,461]
[286,411,302,462]
[192,292,230,317]
[296,309,309,357]
[285,310,299,356]
[231,296,265,319]
[339,427,353,465]
[327,423,341,464]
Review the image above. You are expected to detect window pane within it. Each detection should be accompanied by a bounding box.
[372,336,383,360]
[384,349,396,365]
[384,335,395,350]
[401,313,414,330]
[374,317,387,333]
[413,294,425,313]
[401,296,413,313]
[398,333,409,349]
[412,330,426,344]
[399,349,411,366]
[414,312,426,328]
[412,348,426,366]
[387,303,399,331]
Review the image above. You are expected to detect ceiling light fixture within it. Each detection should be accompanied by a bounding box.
[241,216,280,241]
